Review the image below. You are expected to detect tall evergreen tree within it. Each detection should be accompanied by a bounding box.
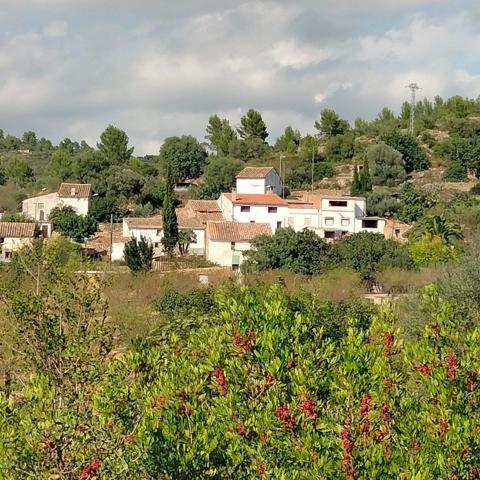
[237,109,268,142]
[97,125,134,165]
[206,115,237,155]
[350,165,361,196]
[359,157,372,193]
[161,161,179,256]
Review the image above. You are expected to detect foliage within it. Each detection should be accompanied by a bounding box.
[90,196,128,223]
[366,190,398,217]
[0,212,35,223]
[274,126,301,154]
[159,135,207,182]
[97,125,134,165]
[156,287,214,317]
[104,165,145,200]
[0,165,5,185]
[243,227,333,275]
[381,130,429,172]
[45,149,72,181]
[314,108,350,136]
[411,214,463,245]
[396,183,436,223]
[443,161,468,182]
[298,134,321,162]
[408,234,458,267]
[228,136,268,161]
[351,159,372,196]
[325,131,355,162]
[285,162,334,189]
[333,232,415,281]
[435,135,480,177]
[367,143,407,187]
[4,157,35,186]
[124,235,154,272]
[49,206,98,242]
[178,229,197,255]
[196,156,244,199]
[161,161,178,256]
[237,109,268,142]
[205,115,237,156]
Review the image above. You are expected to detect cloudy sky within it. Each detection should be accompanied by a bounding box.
[1,0,479,155]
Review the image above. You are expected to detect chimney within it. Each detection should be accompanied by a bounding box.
[71,187,76,196]
[232,188,236,203]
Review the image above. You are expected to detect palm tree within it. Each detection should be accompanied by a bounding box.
[413,214,463,244]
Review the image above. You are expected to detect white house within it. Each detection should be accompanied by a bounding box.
[122,208,206,257]
[22,183,92,231]
[205,221,272,269]
[235,166,283,196]
[0,222,36,262]
[218,192,288,232]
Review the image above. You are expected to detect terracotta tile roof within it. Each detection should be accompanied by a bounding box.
[196,212,225,224]
[58,183,92,198]
[187,200,221,213]
[207,221,272,242]
[223,192,288,206]
[86,233,131,251]
[123,210,204,230]
[236,166,275,179]
[0,222,36,238]
[124,216,163,229]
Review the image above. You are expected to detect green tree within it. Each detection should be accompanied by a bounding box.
[408,234,458,267]
[159,135,207,182]
[243,227,332,275]
[104,166,145,200]
[46,149,73,181]
[359,157,372,193]
[324,132,355,162]
[21,131,37,150]
[178,229,197,255]
[5,157,35,186]
[314,108,350,136]
[161,162,178,255]
[196,156,244,199]
[0,212,35,223]
[49,206,97,242]
[367,143,406,187]
[228,137,267,161]
[350,165,361,196]
[237,109,268,142]
[366,190,398,217]
[412,214,463,244]
[274,126,301,153]
[205,115,237,155]
[58,137,80,155]
[0,165,5,185]
[90,196,128,222]
[397,183,436,223]
[443,161,468,182]
[97,125,134,165]
[382,130,429,172]
[124,236,153,272]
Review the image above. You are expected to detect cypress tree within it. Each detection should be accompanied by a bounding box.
[161,161,179,256]
[350,165,360,196]
[360,157,372,193]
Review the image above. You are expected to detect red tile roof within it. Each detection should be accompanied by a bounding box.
[58,183,92,198]
[187,200,221,213]
[223,192,288,206]
[236,166,275,178]
[206,221,272,242]
[123,209,204,230]
[0,222,36,238]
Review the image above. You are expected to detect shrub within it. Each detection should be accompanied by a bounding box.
[156,287,214,317]
[443,161,467,182]
[408,234,458,267]
[367,143,407,187]
[381,130,429,172]
[124,236,153,272]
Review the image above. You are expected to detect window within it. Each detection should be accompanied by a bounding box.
[276,221,282,229]
[39,210,45,221]
[268,206,277,213]
[304,217,311,226]
[37,203,44,209]
[288,217,294,226]
[362,219,378,229]
[154,242,160,248]
[324,231,335,239]
[329,200,348,207]
[395,228,400,238]
[341,218,350,226]
[240,206,250,212]
[325,217,334,226]
[231,241,236,250]
[250,220,255,223]
[156,229,162,236]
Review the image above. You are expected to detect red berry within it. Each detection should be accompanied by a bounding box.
[259,431,268,442]
[90,458,100,471]
[236,423,247,437]
[301,397,317,419]
[80,467,90,479]
[416,363,431,376]
[258,463,266,477]
[126,433,135,442]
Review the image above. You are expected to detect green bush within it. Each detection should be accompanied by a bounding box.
[443,161,467,182]
[156,287,214,317]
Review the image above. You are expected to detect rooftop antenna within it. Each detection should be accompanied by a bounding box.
[406,82,421,136]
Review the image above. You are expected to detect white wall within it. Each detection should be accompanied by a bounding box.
[286,207,321,231]
[206,239,251,267]
[112,242,126,262]
[0,237,33,261]
[22,193,59,221]
[59,197,90,216]
[189,229,205,254]
[236,170,282,195]
[232,204,288,231]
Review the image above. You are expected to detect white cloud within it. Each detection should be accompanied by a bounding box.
[42,20,69,37]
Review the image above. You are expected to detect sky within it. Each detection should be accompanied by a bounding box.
[0,0,479,155]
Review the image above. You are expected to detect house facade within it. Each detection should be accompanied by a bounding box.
[235,166,283,196]
[0,222,36,262]
[205,221,272,268]
[22,183,92,233]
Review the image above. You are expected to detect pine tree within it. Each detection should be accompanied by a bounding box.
[350,165,360,196]
[237,109,268,142]
[359,157,372,193]
[161,161,179,256]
